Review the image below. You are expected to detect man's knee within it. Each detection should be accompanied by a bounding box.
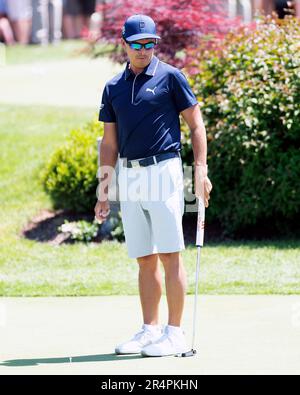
[159,251,181,265]
[137,253,159,270]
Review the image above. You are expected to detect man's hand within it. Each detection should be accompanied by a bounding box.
[94,122,118,224]
[94,199,111,224]
[194,164,213,208]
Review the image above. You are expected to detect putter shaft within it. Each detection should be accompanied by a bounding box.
[191,245,201,351]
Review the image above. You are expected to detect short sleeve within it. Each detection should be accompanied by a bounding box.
[171,70,198,113]
[98,84,116,123]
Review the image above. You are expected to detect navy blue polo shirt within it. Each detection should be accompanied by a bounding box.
[98,55,198,160]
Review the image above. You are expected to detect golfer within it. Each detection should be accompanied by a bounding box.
[95,14,212,357]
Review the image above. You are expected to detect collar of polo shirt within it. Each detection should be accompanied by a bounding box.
[124,56,160,80]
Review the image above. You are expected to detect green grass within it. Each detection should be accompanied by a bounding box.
[4,40,89,65]
[1,238,300,296]
[0,104,299,296]
[0,105,95,236]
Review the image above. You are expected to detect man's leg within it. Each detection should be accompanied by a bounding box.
[159,252,187,327]
[11,19,32,44]
[137,253,163,325]
[140,251,188,356]
[115,253,162,354]
[0,18,15,45]
[50,0,63,43]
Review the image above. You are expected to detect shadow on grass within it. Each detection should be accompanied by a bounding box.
[0,353,144,367]
[202,239,300,249]
[22,209,102,245]
[21,207,300,248]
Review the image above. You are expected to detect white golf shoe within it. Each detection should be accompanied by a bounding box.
[141,325,189,357]
[115,324,163,355]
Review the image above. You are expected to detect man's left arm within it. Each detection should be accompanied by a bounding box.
[181,104,213,207]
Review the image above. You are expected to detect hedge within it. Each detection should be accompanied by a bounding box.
[181,15,300,236]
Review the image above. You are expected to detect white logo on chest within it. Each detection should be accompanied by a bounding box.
[146,87,157,95]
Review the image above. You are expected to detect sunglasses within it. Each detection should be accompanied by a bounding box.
[125,40,157,50]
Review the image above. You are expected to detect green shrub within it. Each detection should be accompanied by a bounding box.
[58,219,99,242]
[41,118,103,212]
[182,15,300,235]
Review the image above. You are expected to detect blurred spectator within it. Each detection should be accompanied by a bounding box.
[253,0,298,18]
[6,0,32,44]
[274,0,290,17]
[0,0,15,45]
[296,0,300,17]
[63,0,96,39]
[32,0,62,44]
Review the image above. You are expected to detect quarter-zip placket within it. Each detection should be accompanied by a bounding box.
[131,73,139,104]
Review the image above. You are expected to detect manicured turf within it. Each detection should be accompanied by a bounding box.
[4,40,88,65]
[0,104,299,296]
[0,40,299,297]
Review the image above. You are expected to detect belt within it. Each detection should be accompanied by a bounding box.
[122,151,180,168]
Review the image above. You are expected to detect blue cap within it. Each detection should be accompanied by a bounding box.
[122,14,161,42]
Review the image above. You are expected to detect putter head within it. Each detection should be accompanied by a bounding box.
[175,349,196,357]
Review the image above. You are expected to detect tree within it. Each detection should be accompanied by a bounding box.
[96,0,242,67]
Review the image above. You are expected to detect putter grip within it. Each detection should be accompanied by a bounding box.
[196,199,205,247]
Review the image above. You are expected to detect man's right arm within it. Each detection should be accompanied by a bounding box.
[95,122,118,222]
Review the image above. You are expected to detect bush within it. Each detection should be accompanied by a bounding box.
[41,118,103,213]
[182,15,300,236]
[58,219,99,242]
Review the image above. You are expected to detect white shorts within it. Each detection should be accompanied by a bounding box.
[6,0,32,21]
[118,155,185,259]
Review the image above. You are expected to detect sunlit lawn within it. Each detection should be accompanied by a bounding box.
[0,41,299,296]
[0,104,299,296]
[4,40,88,65]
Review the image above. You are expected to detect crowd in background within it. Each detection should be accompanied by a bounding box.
[0,0,98,45]
[1,0,299,46]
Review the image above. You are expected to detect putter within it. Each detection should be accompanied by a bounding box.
[176,197,205,357]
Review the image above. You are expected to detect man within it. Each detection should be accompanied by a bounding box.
[95,14,212,357]
[6,0,32,44]
[274,0,290,18]
[31,0,63,45]
[63,0,96,39]
[0,0,15,45]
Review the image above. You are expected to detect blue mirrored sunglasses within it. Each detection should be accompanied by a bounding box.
[125,41,156,50]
